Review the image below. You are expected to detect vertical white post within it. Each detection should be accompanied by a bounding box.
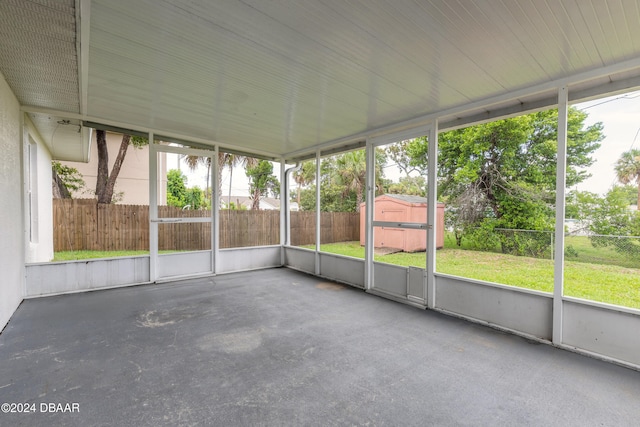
[212,145,219,275]
[20,113,27,296]
[279,158,286,265]
[553,86,569,345]
[315,150,321,276]
[148,132,158,282]
[364,140,375,290]
[426,121,438,308]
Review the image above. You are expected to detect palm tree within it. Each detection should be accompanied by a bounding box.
[335,151,368,212]
[614,148,640,210]
[225,154,259,209]
[330,150,387,212]
[184,154,214,206]
[185,153,259,211]
[293,161,316,206]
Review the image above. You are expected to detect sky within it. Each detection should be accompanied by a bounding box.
[169,153,269,198]
[174,90,640,199]
[573,90,640,195]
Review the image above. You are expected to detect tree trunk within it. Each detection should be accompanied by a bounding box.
[95,130,109,202]
[98,133,131,204]
[251,187,261,210]
[52,169,71,199]
[217,153,227,205]
[228,165,233,218]
[355,189,363,213]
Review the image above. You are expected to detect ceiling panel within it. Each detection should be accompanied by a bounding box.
[2,0,640,160]
[0,0,78,111]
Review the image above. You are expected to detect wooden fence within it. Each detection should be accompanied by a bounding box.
[53,199,359,252]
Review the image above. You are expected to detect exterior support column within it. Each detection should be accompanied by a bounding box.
[364,140,375,290]
[279,158,286,265]
[426,120,438,308]
[212,145,219,275]
[553,86,569,345]
[315,150,321,276]
[148,132,157,282]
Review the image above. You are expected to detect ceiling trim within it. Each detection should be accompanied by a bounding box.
[77,0,91,115]
[283,56,640,162]
[22,56,640,165]
[20,105,282,161]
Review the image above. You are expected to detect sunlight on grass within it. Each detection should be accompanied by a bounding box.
[305,241,640,309]
[57,241,640,309]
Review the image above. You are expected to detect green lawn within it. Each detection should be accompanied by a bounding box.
[55,238,640,309]
[302,241,640,309]
[53,250,149,261]
[53,250,181,261]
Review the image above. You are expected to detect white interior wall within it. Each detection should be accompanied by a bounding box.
[0,71,25,330]
[24,116,53,263]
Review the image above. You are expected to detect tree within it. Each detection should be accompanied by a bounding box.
[292,161,316,206]
[225,154,258,209]
[386,139,425,176]
[297,151,387,212]
[299,183,358,212]
[335,151,367,212]
[618,184,640,206]
[387,176,427,196]
[185,186,206,210]
[95,130,147,204]
[52,161,85,199]
[165,169,207,210]
[245,160,279,210]
[405,107,603,234]
[166,169,188,208]
[184,155,212,191]
[586,186,640,258]
[185,152,258,210]
[614,148,640,209]
[333,150,386,212]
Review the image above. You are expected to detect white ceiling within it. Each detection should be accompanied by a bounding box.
[2,0,640,161]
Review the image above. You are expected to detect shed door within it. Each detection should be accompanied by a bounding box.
[377,208,405,249]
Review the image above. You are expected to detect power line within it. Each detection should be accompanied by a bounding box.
[629,127,640,151]
[579,91,640,110]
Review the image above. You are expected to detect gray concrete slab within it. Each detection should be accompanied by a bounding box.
[1,267,639,426]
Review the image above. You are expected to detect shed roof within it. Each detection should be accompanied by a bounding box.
[380,194,429,205]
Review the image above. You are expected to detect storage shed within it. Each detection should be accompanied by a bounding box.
[360,195,445,252]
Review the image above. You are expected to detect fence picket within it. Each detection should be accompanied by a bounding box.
[53,199,359,252]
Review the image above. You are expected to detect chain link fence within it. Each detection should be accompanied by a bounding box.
[455,227,640,269]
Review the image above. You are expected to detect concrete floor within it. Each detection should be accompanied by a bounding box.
[1,268,639,426]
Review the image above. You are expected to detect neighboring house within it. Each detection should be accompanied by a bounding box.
[220,195,298,211]
[60,131,167,205]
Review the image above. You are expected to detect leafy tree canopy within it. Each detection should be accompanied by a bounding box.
[52,161,85,198]
[166,169,188,208]
[298,150,387,212]
[404,107,603,231]
[615,148,640,209]
[246,160,279,210]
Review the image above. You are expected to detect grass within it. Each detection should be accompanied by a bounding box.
[301,241,640,309]
[564,235,639,268]
[53,250,176,261]
[55,236,640,309]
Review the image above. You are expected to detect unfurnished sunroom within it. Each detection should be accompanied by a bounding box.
[1,1,640,425]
